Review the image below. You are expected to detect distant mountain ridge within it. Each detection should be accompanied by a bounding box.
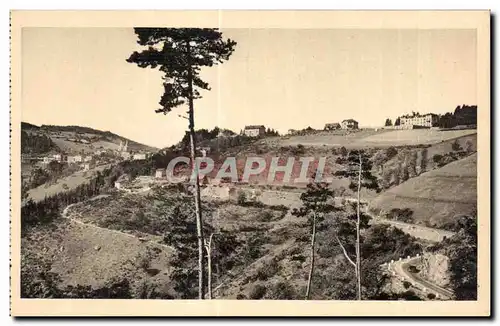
[21,122,158,155]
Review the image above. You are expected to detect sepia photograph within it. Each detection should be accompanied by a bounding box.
[9,10,490,316]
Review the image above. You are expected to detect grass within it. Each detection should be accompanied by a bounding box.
[264,129,476,149]
[369,153,477,229]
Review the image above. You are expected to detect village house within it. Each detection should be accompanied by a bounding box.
[341,119,359,130]
[243,125,266,137]
[114,174,130,190]
[81,162,95,171]
[83,155,93,162]
[155,168,166,179]
[67,155,83,164]
[399,113,439,128]
[120,151,131,160]
[324,122,341,130]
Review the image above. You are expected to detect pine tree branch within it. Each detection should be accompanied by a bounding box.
[336,235,356,268]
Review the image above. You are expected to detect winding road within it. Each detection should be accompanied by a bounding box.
[390,256,454,299]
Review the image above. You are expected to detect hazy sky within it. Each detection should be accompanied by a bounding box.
[22,28,477,148]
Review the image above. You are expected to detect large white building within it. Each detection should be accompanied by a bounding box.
[400,113,439,128]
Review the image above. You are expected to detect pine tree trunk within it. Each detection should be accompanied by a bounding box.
[305,213,316,300]
[187,42,205,300]
[206,234,214,300]
[356,153,362,300]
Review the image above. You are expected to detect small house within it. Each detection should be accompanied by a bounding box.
[341,119,359,130]
[155,168,166,179]
[244,125,266,137]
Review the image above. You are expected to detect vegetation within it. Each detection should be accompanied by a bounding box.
[437,105,477,129]
[21,130,56,154]
[433,215,477,300]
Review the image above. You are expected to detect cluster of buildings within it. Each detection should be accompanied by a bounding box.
[41,153,95,171]
[116,140,148,161]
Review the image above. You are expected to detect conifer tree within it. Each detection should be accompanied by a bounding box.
[127,28,236,299]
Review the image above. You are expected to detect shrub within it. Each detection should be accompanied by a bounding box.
[249,284,267,299]
[432,154,443,163]
[451,140,462,151]
[339,146,348,157]
[427,293,436,300]
[258,211,274,222]
[237,190,247,205]
[465,140,474,153]
[256,259,280,281]
[385,146,398,159]
[266,281,297,300]
[403,281,412,289]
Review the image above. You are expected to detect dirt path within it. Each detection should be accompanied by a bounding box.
[61,200,174,251]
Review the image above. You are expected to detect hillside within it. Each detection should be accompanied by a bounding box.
[21,122,158,155]
[264,129,477,149]
[369,153,477,229]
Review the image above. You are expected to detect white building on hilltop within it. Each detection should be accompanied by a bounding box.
[244,125,266,137]
[400,113,439,128]
[341,119,359,130]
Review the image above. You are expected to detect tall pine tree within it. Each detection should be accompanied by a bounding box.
[127,28,237,299]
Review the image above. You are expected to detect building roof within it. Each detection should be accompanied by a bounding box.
[341,119,358,123]
[244,125,265,130]
[400,112,438,119]
[325,122,341,126]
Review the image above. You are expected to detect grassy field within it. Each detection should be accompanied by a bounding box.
[369,153,477,229]
[267,129,477,149]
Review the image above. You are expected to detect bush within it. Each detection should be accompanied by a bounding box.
[403,281,412,289]
[427,293,436,300]
[258,211,274,222]
[385,146,398,159]
[432,154,443,163]
[465,140,474,153]
[451,140,462,151]
[256,259,280,281]
[237,190,247,205]
[249,284,267,299]
[266,281,298,300]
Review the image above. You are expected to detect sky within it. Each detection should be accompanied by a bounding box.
[22,28,477,148]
